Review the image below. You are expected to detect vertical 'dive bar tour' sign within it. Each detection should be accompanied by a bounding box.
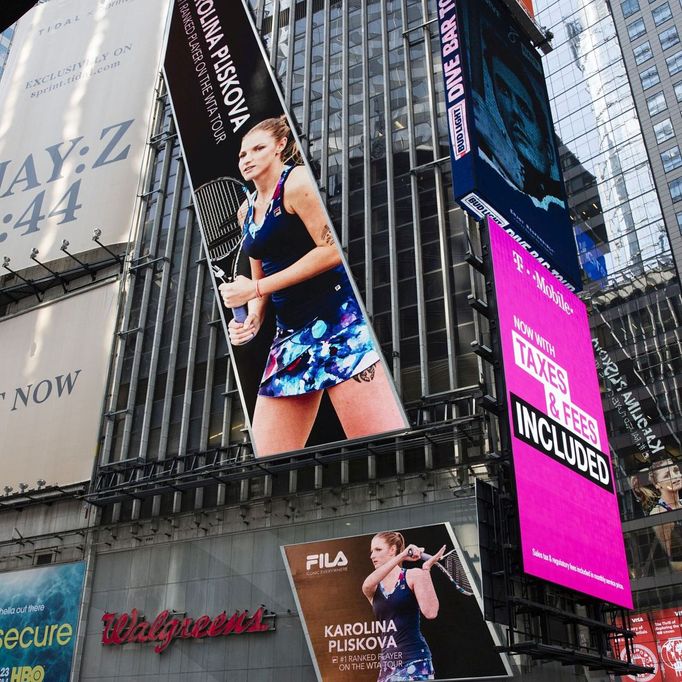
[436,0,581,290]
[488,218,631,608]
[163,0,408,459]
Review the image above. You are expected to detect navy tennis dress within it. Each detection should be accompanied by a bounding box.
[372,569,435,681]
[240,165,379,397]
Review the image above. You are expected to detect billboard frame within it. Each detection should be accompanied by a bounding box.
[161,0,409,461]
[465,218,648,675]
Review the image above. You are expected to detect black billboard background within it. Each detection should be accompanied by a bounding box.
[164,1,280,188]
[162,0,407,454]
[283,523,511,682]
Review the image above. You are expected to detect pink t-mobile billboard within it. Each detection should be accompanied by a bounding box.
[488,218,632,607]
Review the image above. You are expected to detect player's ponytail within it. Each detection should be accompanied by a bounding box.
[249,115,303,166]
[374,531,406,556]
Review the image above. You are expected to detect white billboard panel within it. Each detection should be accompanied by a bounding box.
[0,281,119,489]
[0,0,170,272]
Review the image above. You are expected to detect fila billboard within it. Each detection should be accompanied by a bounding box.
[436,0,580,290]
[282,523,511,681]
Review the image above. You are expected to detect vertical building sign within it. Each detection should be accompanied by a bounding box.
[436,0,580,290]
[0,563,86,680]
[0,0,171,271]
[488,218,631,607]
[162,0,408,459]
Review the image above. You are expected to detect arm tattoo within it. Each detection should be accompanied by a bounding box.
[321,224,335,246]
[352,364,376,383]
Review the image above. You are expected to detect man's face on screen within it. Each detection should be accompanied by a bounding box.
[492,55,546,176]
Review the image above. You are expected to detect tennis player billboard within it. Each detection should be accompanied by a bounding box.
[0,562,86,680]
[0,0,170,272]
[437,0,581,290]
[163,0,408,459]
[488,218,631,607]
[282,523,511,682]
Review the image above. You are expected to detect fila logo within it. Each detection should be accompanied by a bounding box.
[306,551,349,571]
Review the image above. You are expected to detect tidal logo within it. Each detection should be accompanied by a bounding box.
[306,551,348,572]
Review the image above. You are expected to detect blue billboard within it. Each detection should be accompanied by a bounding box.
[437,0,581,291]
[0,562,85,681]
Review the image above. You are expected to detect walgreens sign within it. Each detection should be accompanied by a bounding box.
[101,606,275,653]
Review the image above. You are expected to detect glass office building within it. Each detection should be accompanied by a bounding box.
[0,26,14,77]
[535,0,682,618]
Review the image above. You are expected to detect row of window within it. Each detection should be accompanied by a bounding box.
[633,27,680,67]
[640,51,682,91]
[622,0,681,20]
[646,79,682,115]
[629,15,678,44]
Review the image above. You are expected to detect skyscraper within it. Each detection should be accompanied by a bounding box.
[535,0,682,620]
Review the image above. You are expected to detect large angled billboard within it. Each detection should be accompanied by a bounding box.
[162,0,408,459]
[488,218,631,607]
[436,0,580,290]
[0,0,170,272]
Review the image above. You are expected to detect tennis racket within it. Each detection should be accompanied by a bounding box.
[194,176,251,324]
[408,547,474,596]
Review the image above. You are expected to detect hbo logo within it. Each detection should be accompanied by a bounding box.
[11,666,45,682]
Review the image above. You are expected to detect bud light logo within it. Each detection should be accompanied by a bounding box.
[305,552,349,573]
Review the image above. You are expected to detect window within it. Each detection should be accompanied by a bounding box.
[671,177,682,201]
[675,81,682,102]
[666,51,682,75]
[622,0,641,16]
[654,118,675,143]
[634,41,653,63]
[647,91,668,115]
[652,2,672,24]
[677,212,682,231]
[640,65,660,88]
[659,26,680,50]
[628,18,646,39]
[661,146,682,172]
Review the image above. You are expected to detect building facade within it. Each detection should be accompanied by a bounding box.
[0,0,677,680]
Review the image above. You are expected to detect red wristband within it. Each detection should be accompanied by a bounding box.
[255,279,263,298]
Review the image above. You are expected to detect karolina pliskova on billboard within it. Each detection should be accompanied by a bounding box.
[282,523,511,682]
[163,0,407,458]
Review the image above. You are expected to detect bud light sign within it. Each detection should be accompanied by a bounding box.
[488,218,631,607]
[436,0,581,291]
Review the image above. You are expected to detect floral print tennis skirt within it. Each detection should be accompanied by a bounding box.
[378,658,435,682]
[258,296,379,397]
